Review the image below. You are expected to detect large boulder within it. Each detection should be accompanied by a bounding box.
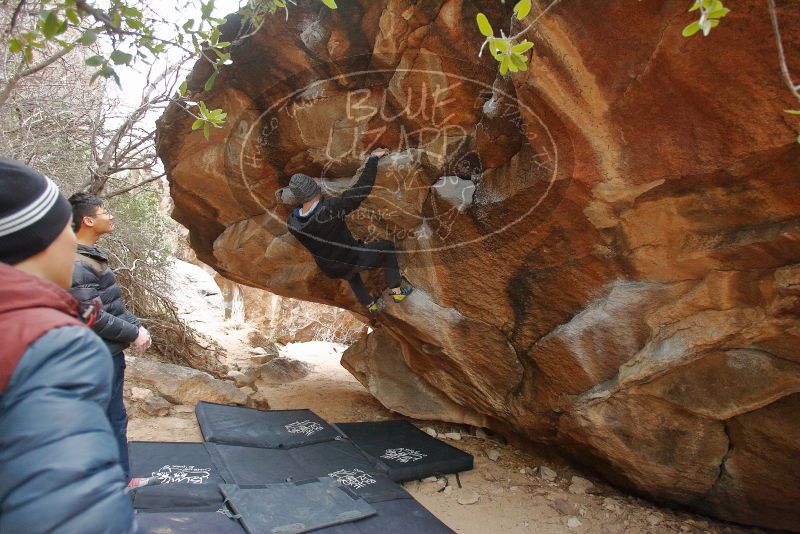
[157,1,800,529]
[127,356,268,409]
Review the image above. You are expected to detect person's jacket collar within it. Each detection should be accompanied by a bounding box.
[0,262,80,319]
[76,243,108,263]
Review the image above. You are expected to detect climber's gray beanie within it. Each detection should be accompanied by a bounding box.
[288,173,321,204]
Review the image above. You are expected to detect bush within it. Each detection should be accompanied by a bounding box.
[101,183,227,377]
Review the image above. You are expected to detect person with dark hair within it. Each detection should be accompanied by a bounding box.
[275,149,414,313]
[0,159,137,533]
[68,191,150,480]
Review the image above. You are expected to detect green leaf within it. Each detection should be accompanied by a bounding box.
[85,55,105,66]
[179,81,188,96]
[708,7,730,19]
[24,47,33,63]
[8,39,22,53]
[126,18,144,29]
[191,118,204,130]
[110,50,133,65]
[203,122,211,140]
[121,6,142,18]
[79,29,97,45]
[797,132,800,144]
[183,19,195,31]
[785,109,800,115]
[514,0,532,20]
[40,11,61,39]
[65,8,79,24]
[477,13,493,37]
[512,40,534,54]
[682,21,701,37]
[204,71,218,91]
[499,57,510,75]
[320,0,337,8]
[493,38,510,53]
[201,0,215,20]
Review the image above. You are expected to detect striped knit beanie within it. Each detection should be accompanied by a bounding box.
[0,159,72,265]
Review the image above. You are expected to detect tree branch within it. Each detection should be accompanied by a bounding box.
[766,0,800,104]
[0,45,73,107]
[103,172,164,199]
[7,0,26,36]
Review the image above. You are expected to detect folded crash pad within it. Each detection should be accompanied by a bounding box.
[196,402,340,449]
[220,478,376,534]
[335,420,474,482]
[206,440,409,504]
[128,441,226,512]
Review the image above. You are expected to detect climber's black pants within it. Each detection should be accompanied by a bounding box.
[345,240,401,307]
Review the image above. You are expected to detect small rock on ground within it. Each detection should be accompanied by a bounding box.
[486,449,501,461]
[538,465,557,481]
[552,498,579,516]
[227,370,256,387]
[457,491,480,505]
[568,475,595,495]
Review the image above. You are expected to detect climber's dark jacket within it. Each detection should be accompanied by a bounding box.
[0,263,137,534]
[70,244,140,355]
[287,155,381,279]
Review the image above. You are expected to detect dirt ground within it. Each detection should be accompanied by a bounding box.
[128,342,763,534]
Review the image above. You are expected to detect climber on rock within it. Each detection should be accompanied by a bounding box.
[276,149,413,314]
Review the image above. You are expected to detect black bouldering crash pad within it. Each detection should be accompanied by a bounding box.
[196,402,340,449]
[335,420,474,482]
[220,478,376,534]
[129,441,226,512]
[134,511,245,533]
[205,440,409,504]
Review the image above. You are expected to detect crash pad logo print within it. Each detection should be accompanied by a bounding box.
[381,447,427,463]
[152,465,211,484]
[285,420,324,436]
[328,468,377,489]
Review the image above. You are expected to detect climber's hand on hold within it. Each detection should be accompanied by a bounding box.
[370,148,389,159]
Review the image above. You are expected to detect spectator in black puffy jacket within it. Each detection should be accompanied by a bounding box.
[68,193,151,480]
[0,159,137,533]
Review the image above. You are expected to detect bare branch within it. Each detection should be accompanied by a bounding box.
[7,0,25,36]
[104,172,165,198]
[766,0,800,104]
[0,45,73,107]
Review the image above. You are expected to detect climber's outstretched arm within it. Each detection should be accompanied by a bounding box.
[329,150,387,215]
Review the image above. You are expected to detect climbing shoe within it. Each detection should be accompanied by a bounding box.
[390,285,414,303]
[367,300,380,314]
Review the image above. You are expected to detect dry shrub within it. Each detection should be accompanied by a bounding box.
[104,188,227,378]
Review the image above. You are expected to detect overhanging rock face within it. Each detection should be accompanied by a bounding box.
[156,1,800,530]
